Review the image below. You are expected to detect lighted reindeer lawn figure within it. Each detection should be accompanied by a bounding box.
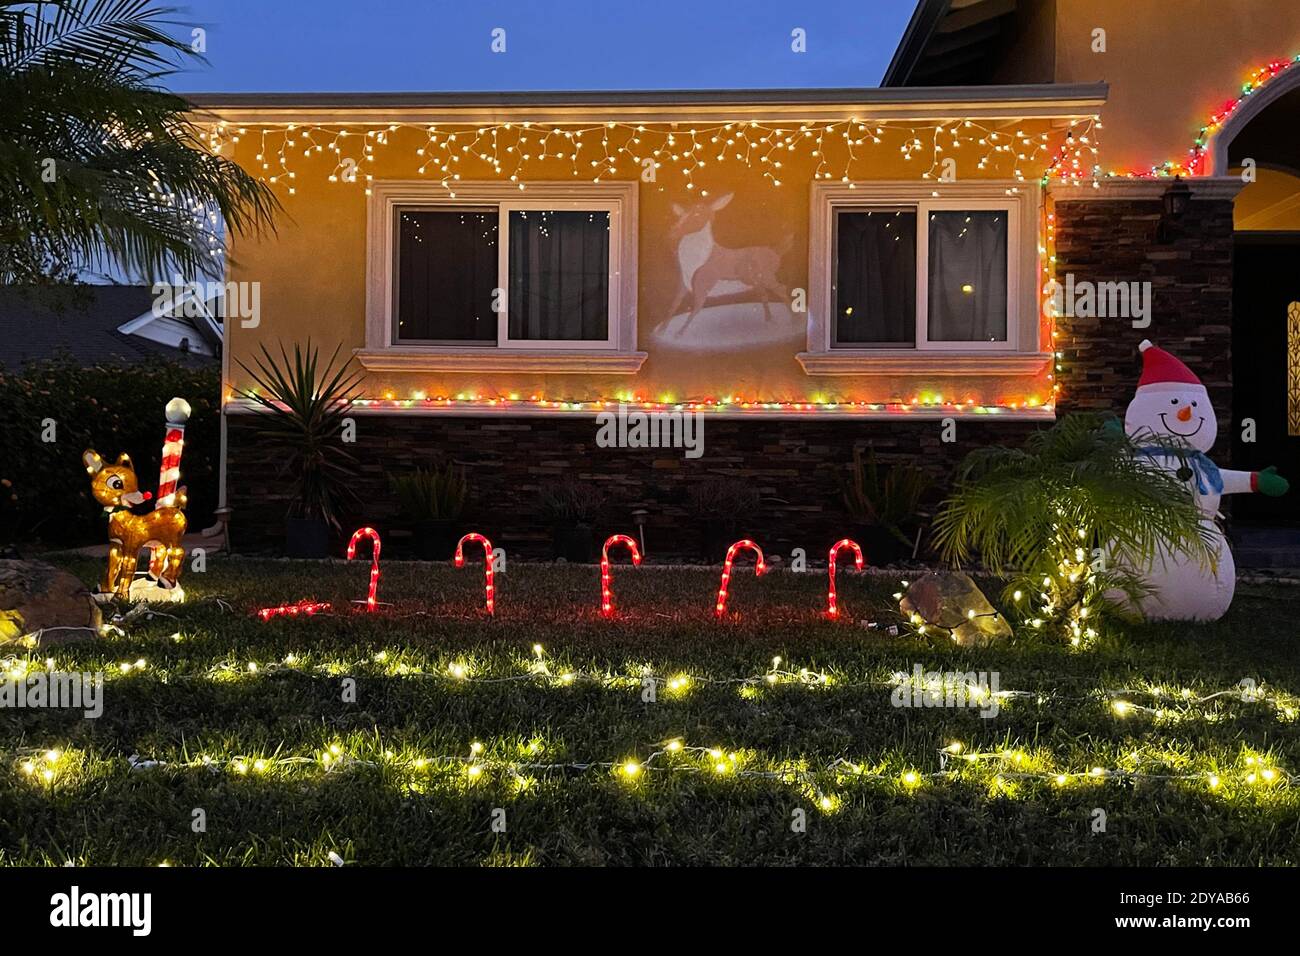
[82,398,193,602]
[82,450,188,600]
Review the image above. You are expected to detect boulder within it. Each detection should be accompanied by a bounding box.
[0,560,101,646]
[900,571,1012,647]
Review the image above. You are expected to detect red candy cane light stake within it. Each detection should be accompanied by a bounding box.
[346,527,382,611]
[715,539,766,617]
[455,533,495,615]
[600,534,642,617]
[826,538,865,619]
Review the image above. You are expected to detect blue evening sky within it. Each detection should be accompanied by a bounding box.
[165,0,916,93]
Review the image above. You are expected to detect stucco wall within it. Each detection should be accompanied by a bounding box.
[1052,0,1300,175]
[221,115,1064,410]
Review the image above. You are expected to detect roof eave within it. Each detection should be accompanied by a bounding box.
[185,83,1108,126]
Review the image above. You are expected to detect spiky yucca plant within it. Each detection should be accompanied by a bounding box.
[931,414,1216,643]
[235,342,363,531]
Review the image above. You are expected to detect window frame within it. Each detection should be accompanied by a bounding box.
[804,180,1042,373]
[363,181,642,373]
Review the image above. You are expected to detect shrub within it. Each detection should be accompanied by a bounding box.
[389,464,468,522]
[0,356,220,547]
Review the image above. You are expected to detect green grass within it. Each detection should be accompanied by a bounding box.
[1,557,1298,866]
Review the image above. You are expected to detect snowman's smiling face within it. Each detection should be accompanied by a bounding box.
[1125,384,1216,453]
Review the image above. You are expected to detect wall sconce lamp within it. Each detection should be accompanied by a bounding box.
[1157,176,1192,243]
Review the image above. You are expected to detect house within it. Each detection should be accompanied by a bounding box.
[0,285,221,370]
[195,0,1300,555]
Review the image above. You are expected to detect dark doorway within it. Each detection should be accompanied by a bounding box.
[1232,233,1300,524]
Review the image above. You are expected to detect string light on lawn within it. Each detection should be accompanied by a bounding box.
[19,738,1291,808]
[12,648,1292,724]
[205,117,1102,195]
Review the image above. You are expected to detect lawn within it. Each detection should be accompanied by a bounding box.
[1,556,1298,866]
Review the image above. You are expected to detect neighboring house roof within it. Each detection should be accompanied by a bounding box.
[0,285,219,370]
[884,0,1031,87]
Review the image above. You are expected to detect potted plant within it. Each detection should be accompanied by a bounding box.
[389,464,468,560]
[236,341,362,558]
[538,481,603,562]
[686,477,761,562]
[840,445,932,565]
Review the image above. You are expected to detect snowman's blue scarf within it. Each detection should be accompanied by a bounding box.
[1135,445,1223,495]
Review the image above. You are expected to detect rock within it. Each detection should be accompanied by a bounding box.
[0,560,101,645]
[900,571,1012,647]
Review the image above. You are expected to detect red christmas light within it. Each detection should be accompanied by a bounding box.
[826,538,865,619]
[600,534,642,617]
[455,532,495,615]
[256,599,331,622]
[346,526,382,611]
[715,539,766,617]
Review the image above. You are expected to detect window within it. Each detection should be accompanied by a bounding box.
[831,201,1009,349]
[363,182,643,373]
[803,182,1042,375]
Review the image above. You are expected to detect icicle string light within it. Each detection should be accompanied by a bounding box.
[826,538,865,619]
[345,527,383,611]
[205,117,1102,196]
[715,540,767,617]
[454,533,495,615]
[600,534,642,618]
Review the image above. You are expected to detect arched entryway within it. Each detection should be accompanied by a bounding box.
[1213,72,1300,540]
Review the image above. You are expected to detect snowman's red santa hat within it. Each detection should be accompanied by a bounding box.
[1136,339,1203,389]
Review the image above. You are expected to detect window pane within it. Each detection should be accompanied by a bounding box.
[833,209,916,346]
[508,210,609,341]
[396,209,497,342]
[927,211,1007,343]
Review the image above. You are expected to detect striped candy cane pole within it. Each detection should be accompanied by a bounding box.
[715,539,766,617]
[600,534,642,617]
[826,538,865,619]
[155,397,191,509]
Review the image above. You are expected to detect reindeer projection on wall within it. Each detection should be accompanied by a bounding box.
[663,192,794,337]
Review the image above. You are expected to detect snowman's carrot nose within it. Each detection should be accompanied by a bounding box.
[1177,405,1193,422]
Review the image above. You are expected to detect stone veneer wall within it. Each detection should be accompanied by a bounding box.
[225,196,1237,556]
[1053,196,1235,460]
[225,414,1042,557]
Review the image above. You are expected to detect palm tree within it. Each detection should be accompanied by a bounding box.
[0,0,278,286]
[931,413,1216,641]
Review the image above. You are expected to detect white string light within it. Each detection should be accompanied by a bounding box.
[204,117,1102,196]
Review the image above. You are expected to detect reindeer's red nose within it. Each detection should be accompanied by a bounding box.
[140,491,153,501]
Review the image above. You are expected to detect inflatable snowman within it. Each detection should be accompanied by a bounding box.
[1123,340,1288,620]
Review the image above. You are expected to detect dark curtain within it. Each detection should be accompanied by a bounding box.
[396,209,497,342]
[927,211,1008,342]
[833,209,916,345]
[508,210,610,341]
